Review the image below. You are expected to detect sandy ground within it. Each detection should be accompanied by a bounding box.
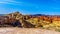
[0,27,60,34]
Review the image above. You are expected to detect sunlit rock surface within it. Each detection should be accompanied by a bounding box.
[0,12,60,32]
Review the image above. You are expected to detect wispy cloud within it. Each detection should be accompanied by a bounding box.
[0,0,22,5]
[0,0,37,7]
[0,2,8,4]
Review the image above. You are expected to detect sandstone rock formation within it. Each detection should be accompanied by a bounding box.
[0,12,60,31]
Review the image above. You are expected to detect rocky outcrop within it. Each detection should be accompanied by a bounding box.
[1,12,60,32]
[0,12,60,29]
[0,12,35,27]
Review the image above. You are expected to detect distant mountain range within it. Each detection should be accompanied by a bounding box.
[29,14,60,17]
[30,14,43,16]
[0,12,60,16]
[0,14,5,16]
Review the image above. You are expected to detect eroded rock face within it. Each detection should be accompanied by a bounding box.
[0,12,35,27]
[1,12,60,29]
[0,16,22,27]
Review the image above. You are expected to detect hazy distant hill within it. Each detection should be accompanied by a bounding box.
[0,14,5,16]
[29,14,43,16]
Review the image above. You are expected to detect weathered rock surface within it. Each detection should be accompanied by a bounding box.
[1,12,60,32]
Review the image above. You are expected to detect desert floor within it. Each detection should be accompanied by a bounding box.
[0,27,60,34]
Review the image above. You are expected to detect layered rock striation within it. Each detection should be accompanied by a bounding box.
[0,12,60,30]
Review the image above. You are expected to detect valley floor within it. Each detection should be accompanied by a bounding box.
[0,27,60,34]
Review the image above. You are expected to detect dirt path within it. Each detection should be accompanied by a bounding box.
[0,27,60,34]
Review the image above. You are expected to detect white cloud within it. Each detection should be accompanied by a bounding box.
[0,0,21,5]
[0,2,8,4]
[0,0,37,8]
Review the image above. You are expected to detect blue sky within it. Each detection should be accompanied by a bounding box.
[0,0,60,15]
